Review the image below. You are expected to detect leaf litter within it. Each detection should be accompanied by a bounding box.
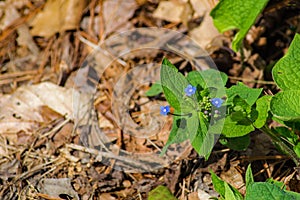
[0,0,300,199]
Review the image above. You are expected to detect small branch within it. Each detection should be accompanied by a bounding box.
[228,76,275,85]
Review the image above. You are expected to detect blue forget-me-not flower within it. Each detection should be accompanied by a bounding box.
[184,84,196,96]
[160,105,170,116]
[211,98,224,108]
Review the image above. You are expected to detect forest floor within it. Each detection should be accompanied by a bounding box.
[0,0,300,199]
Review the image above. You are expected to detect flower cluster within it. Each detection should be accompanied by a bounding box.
[160,84,224,117]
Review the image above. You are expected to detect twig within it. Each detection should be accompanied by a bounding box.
[40,117,71,139]
[66,143,154,171]
[0,70,37,80]
[0,75,34,86]
[77,33,127,66]
[240,155,289,161]
[228,76,275,85]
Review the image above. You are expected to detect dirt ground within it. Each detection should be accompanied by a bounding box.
[0,0,300,199]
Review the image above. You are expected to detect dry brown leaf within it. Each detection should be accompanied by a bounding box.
[30,0,87,37]
[0,158,19,180]
[197,189,212,200]
[102,0,137,35]
[53,122,73,148]
[190,0,218,16]
[189,12,221,49]
[0,2,39,56]
[220,162,245,194]
[99,193,117,200]
[186,191,200,200]
[0,82,89,143]
[0,3,19,30]
[80,0,137,37]
[38,178,79,200]
[153,1,192,24]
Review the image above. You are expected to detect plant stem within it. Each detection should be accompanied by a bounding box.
[169,112,192,117]
[261,125,300,166]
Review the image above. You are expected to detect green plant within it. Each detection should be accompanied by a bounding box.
[148,185,177,200]
[211,165,300,200]
[148,33,300,165]
[210,0,269,52]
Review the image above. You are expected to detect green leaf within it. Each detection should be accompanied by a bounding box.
[160,116,190,155]
[211,171,226,198]
[266,178,286,189]
[226,82,262,106]
[230,96,252,121]
[191,113,214,158]
[219,134,250,151]
[160,58,191,110]
[275,127,298,144]
[245,182,295,200]
[285,121,300,131]
[211,171,243,200]
[187,69,227,97]
[187,111,199,142]
[210,0,269,52]
[272,33,300,91]
[222,116,254,137]
[161,111,199,156]
[148,185,177,200]
[224,182,243,200]
[270,90,300,121]
[187,69,228,88]
[253,95,271,128]
[285,189,300,199]
[145,82,163,96]
[245,165,254,189]
[272,127,300,158]
[187,71,206,88]
[209,118,225,134]
[293,142,300,158]
[224,182,237,200]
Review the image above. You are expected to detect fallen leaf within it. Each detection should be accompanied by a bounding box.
[38,178,79,200]
[53,122,73,148]
[0,2,39,56]
[190,0,218,16]
[0,159,19,180]
[187,191,200,200]
[0,2,20,29]
[0,82,90,143]
[80,0,137,37]
[30,0,87,37]
[99,193,117,200]
[197,189,212,200]
[189,11,221,49]
[220,162,245,194]
[153,1,192,24]
[102,0,137,35]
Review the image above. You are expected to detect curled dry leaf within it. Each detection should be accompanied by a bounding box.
[0,82,88,143]
[29,0,87,37]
